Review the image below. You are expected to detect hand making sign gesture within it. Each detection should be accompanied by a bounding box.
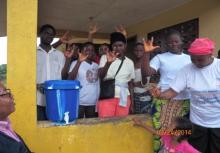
[142,37,160,53]
[60,31,71,44]
[89,24,100,35]
[114,24,127,37]
[106,51,120,63]
[78,52,88,62]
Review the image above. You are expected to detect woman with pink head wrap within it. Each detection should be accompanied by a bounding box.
[188,38,215,55]
[188,38,215,68]
[157,38,220,153]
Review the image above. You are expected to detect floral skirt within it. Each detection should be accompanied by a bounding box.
[151,98,190,153]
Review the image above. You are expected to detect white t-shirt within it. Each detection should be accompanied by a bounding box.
[69,61,100,106]
[37,46,65,106]
[170,58,220,128]
[99,55,135,97]
[150,52,191,99]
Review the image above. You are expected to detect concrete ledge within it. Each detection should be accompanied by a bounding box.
[37,114,151,128]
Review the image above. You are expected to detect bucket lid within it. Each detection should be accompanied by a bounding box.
[44,80,81,90]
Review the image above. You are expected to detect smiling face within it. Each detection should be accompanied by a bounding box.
[112,41,126,57]
[0,83,15,120]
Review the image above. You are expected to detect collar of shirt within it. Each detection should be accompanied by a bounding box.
[0,118,20,142]
[116,56,126,61]
[0,119,9,129]
[37,46,57,54]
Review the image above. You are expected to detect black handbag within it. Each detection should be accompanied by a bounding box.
[99,59,124,99]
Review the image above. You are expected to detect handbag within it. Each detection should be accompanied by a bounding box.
[99,58,124,99]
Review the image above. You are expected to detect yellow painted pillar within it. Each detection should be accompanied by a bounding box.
[7,0,38,132]
[7,0,38,150]
[7,0,153,153]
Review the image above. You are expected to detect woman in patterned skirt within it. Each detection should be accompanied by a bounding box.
[141,30,191,152]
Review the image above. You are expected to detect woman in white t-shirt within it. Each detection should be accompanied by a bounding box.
[158,38,220,153]
[141,30,191,152]
[98,32,135,117]
[68,42,100,119]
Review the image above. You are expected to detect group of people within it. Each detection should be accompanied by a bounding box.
[36,24,154,120]
[35,23,220,153]
[134,36,220,153]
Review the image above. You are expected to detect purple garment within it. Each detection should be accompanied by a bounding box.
[0,118,20,142]
[161,135,199,153]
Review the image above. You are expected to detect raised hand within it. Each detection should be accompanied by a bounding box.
[60,31,71,44]
[89,24,100,35]
[106,51,119,63]
[115,24,127,37]
[78,52,88,62]
[142,37,160,53]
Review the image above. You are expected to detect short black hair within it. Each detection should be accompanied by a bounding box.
[81,42,96,53]
[110,32,127,45]
[173,117,192,142]
[134,42,144,47]
[65,43,73,50]
[83,42,95,48]
[65,43,80,50]
[39,24,56,35]
[100,43,110,48]
[166,29,182,40]
[99,43,111,50]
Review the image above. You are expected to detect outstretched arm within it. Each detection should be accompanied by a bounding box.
[141,37,160,84]
[159,88,178,100]
[133,118,159,135]
[52,31,70,48]
[62,58,72,80]
[114,25,127,38]
[150,87,178,100]
[62,49,75,80]
[88,24,100,42]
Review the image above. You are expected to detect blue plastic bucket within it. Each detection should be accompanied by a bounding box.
[44,80,80,123]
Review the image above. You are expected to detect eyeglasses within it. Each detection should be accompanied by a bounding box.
[0,89,12,97]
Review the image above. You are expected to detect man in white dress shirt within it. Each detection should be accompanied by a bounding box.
[37,24,72,120]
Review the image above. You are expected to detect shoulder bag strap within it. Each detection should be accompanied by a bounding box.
[114,57,125,78]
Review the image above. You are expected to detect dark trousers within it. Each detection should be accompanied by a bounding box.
[37,105,47,121]
[78,105,97,119]
[133,91,152,114]
[188,123,220,153]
